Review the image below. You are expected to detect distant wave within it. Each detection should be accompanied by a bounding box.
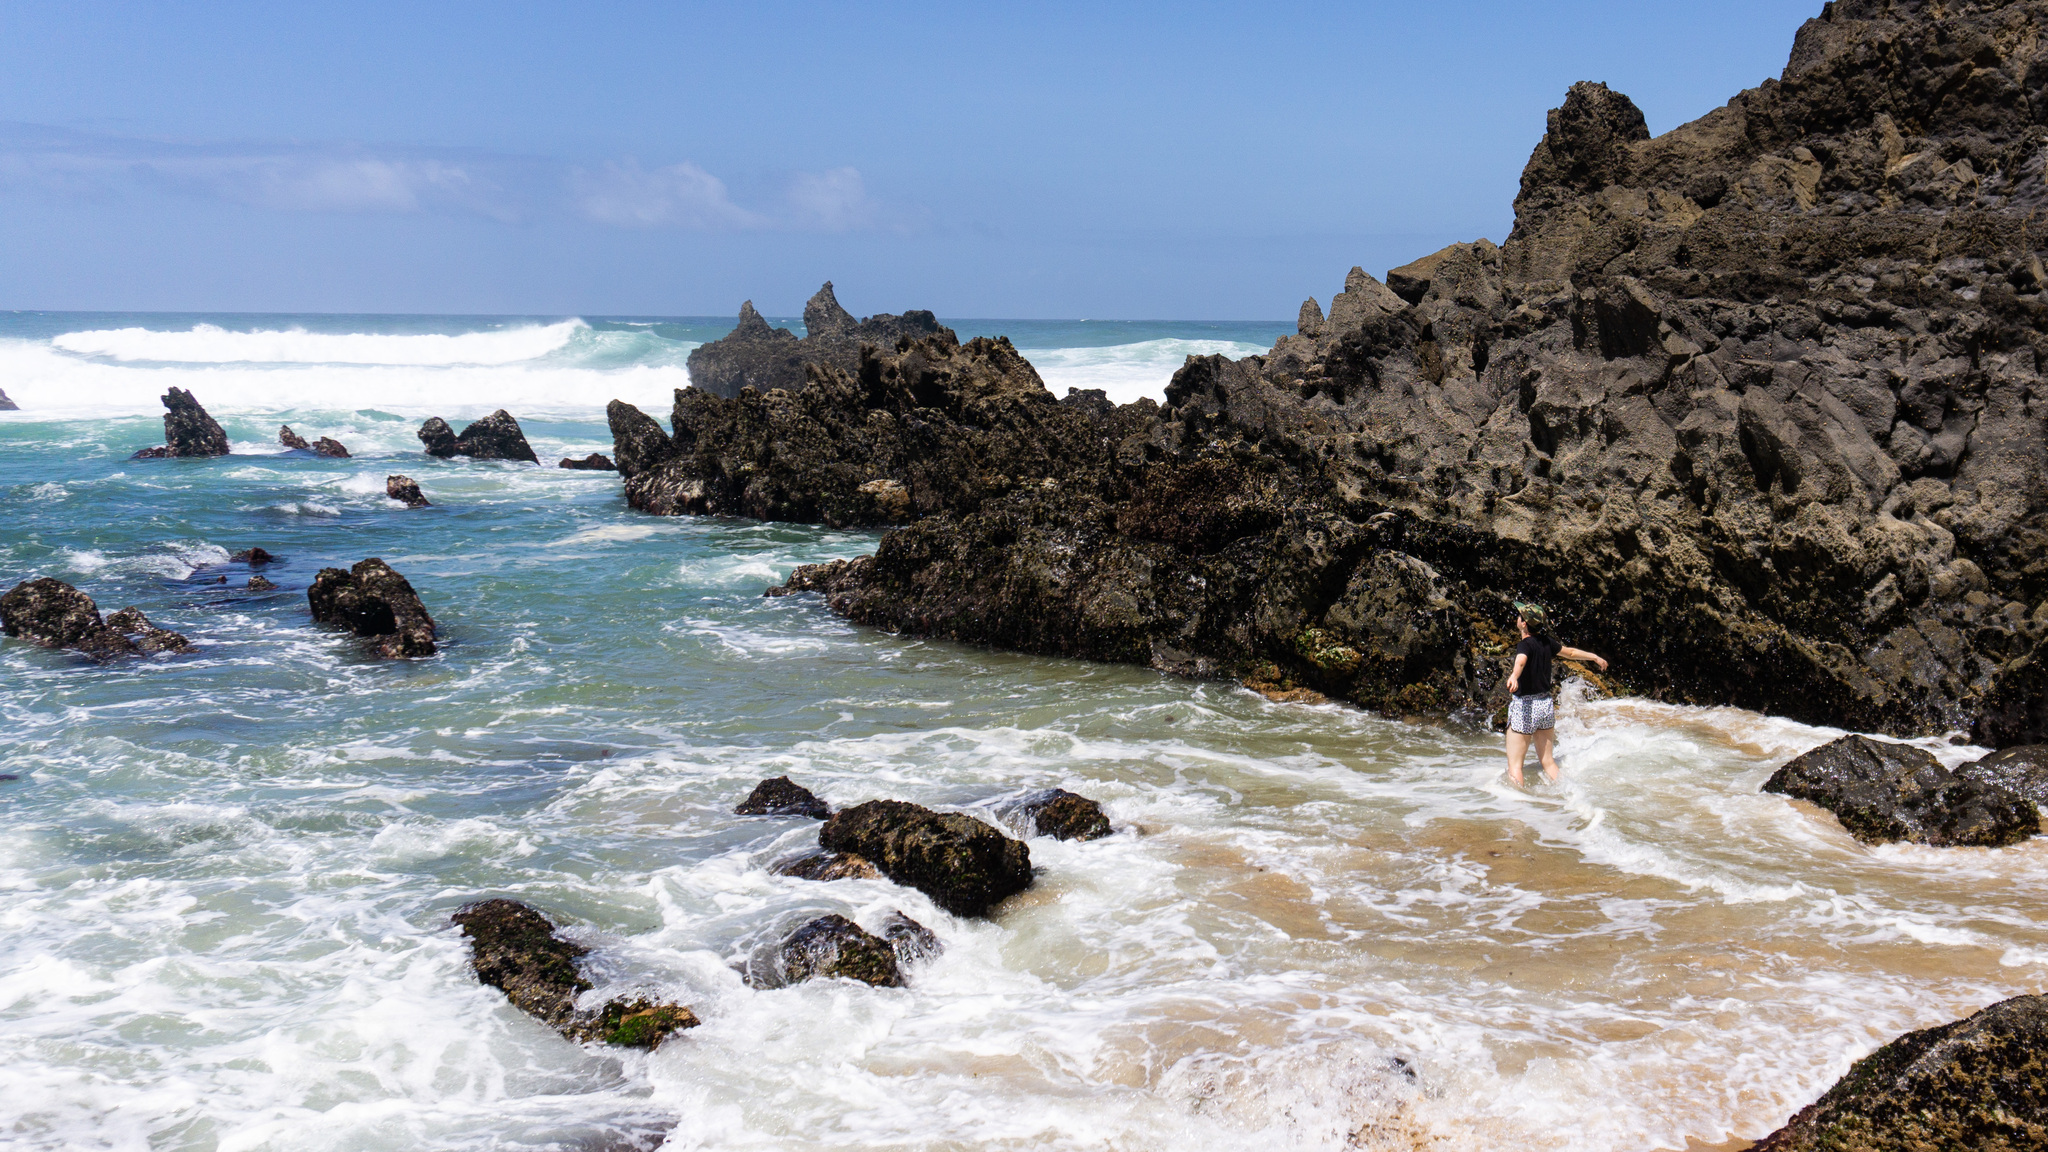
[1022,337,1268,406]
[53,320,590,366]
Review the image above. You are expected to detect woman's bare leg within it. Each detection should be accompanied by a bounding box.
[1534,728,1560,783]
[1505,730,1531,787]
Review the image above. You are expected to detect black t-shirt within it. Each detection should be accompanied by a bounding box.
[1513,636,1563,698]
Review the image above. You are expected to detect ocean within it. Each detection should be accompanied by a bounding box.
[2,311,2043,1152]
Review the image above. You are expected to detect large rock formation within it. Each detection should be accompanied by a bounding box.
[1754,993,2048,1150]
[0,579,191,658]
[1762,734,2037,847]
[417,411,538,463]
[306,558,438,657]
[450,898,699,1048]
[724,1,2048,744]
[817,800,1033,917]
[612,333,1156,526]
[132,388,228,458]
[683,283,950,398]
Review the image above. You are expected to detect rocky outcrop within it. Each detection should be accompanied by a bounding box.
[994,788,1114,841]
[818,800,1032,917]
[735,776,829,819]
[684,283,950,398]
[1957,744,2048,808]
[0,387,18,410]
[132,388,228,458]
[618,331,1157,527]
[558,453,616,471]
[231,548,275,565]
[306,558,437,657]
[279,425,350,457]
[451,898,699,1048]
[732,2,2048,744]
[1755,993,2048,1150]
[1763,734,2037,847]
[777,914,902,987]
[385,475,430,509]
[0,579,191,658]
[417,411,538,463]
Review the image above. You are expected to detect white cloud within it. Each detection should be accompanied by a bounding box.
[784,166,879,231]
[568,158,761,229]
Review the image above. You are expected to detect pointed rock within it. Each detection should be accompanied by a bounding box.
[306,558,438,657]
[802,281,859,340]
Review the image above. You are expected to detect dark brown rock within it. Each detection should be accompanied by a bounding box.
[1762,735,2037,847]
[312,436,349,458]
[0,578,138,659]
[819,800,1032,917]
[231,548,275,565]
[1957,744,2048,808]
[769,849,880,881]
[605,400,675,480]
[558,453,616,471]
[683,283,951,399]
[735,776,829,819]
[997,789,1113,841]
[247,576,277,591]
[133,388,228,459]
[385,475,430,509]
[880,911,941,966]
[777,914,901,987]
[280,425,311,451]
[1753,993,2048,1151]
[306,558,438,658]
[103,606,194,654]
[0,387,16,411]
[417,410,537,463]
[451,898,700,1048]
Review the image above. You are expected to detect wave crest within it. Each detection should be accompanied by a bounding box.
[53,320,589,366]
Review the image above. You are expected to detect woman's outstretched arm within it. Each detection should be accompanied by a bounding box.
[1559,645,1609,671]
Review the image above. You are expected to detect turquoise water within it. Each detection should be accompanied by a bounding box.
[2,313,2045,1152]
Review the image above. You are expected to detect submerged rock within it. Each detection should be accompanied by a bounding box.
[735,776,830,819]
[103,606,194,654]
[1762,735,2037,847]
[1956,745,2048,808]
[417,410,538,463]
[451,898,699,1048]
[1754,993,2048,1151]
[559,453,616,471]
[769,849,880,881]
[819,800,1032,917]
[880,911,941,966]
[683,283,950,398]
[385,475,431,509]
[306,558,438,657]
[133,388,228,459]
[232,547,275,565]
[0,578,139,658]
[247,575,277,591]
[996,788,1114,841]
[777,913,902,987]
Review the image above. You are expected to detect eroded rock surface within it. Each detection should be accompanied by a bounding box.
[418,411,538,463]
[777,913,902,987]
[386,475,431,509]
[733,2,2048,743]
[1763,734,2036,847]
[306,558,438,657]
[103,607,194,654]
[1,578,139,658]
[818,800,1032,917]
[1754,993,2048,1151]
[1957,744,2048,807]
[451,898,699,1048]
[684,283,949,398]
[735,776,830,819]
[133,388,228,458]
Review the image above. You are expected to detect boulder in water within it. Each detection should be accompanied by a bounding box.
[280,425,311,450]
[996,788,1113,841]
[769,848,879,881]
[605,400,675,480]
[247,575,277,591]
[818,799,1032,917]
[1761,735,2037,847]
[559,453,617,471]
[385,475,431,509]
[306,558,438,658]
[0,578,139,659]
[777,913,902,987]
[735,776,830,819]
[0,387,16,411]
[880,911,941,966]
[232,547,275,565]
[313,436,350,458]
[133,388,228,459]
[104,606,194,654]
[1753,993,2048,1151]
[451,898,700,1048]
[1956,745,2048,809]
[417,410,538,463]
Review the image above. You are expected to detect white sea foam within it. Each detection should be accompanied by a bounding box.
[53,320,588,366]
[1022,338,1269,405]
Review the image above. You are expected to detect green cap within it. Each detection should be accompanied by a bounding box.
[1513,601,1548,627]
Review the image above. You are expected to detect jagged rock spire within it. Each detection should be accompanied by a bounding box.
[803,281,858,339]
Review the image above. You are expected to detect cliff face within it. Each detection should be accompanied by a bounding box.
[632,0,2048,743]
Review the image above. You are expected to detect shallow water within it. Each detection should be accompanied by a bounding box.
[2,314,2044,1151]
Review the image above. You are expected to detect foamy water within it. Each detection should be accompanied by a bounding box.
[1,312,2042,1152]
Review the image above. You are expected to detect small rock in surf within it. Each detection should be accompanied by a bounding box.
[451,898,700,1048]
[735,776,830,819]
[777,913,902,987]
[1,578,141,659]
[558,453,617,471]
[232,547,276,565]
[1956,744,2048,808]
[306,558,438,658]
[417,410,539,463]
[132,388,229,459]
[819,799,1032,917]
[386,475,431,508]
[770,849,880,881]
[1762,734,2037,847]
[996,788,1113,841]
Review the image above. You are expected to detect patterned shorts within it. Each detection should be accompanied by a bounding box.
[1508,694,1555,734]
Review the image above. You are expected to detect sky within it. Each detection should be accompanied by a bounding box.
[0,1,1824,319]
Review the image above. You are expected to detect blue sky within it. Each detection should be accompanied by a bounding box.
[0,1,1822,318]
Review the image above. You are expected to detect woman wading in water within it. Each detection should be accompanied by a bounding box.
[1504,603,1608,787]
